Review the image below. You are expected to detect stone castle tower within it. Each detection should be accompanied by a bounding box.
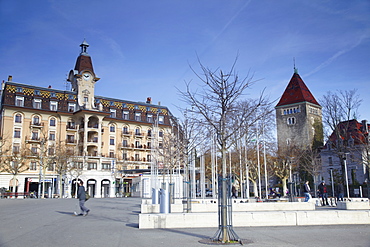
[275,69,323,152]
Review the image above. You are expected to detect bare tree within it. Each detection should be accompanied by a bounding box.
[1,142,29,193]
[321,89,362,192]
[179,58,268,243]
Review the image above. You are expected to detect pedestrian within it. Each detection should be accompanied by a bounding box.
[303,181,312,202]
[318,181,329,206]
[337,183,344,201]
[232,185,237,198]
[77,181,90,216]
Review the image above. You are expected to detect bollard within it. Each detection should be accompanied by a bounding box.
[159,188,170,213]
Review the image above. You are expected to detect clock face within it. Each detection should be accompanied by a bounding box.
[83,73,91,81]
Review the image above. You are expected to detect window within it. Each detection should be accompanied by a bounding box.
[110,109,116,118]
[31,131,39,140]
[110,125,115,132]
[50,92,56,98]
[135,154,140,161]
[47,163,55,171]
[159,130,163,137]
[67,134,75,143]
[147,129,152,137]
[159,142,163,149]
[102,163,111,170]
[15,114,22,123]
[147,114,153,123]
[68,103,76,112]
[84,96,88,103]
[15,96,24,107]
[328,157,333,165]
[31,146,38,155]
[49,131,55,141]
[122,139,128,147]
[147,154,151,162]
[33,99,41,109]
[135,128,141,136]
[30,162,37,171]
[287,117,296,125]
[158,116,164,124]
[135,141,140,148]
[147,142,151,149]
[123,111,129,120]
[33,116,40,125]
[48,147,55,155]
[135,113,141,121]
[87,162,97,170]
[67,121,75,129]
[73,162,83,169]
[123,152,128,160]
[34,90,40,96]
[13,144,20,154]
[123,126,129,134]
[16,87,23,93]
[50,101,58,111]
[49,118,56,127]
[14,128,21,138]
[109,151,115,158]
[110,137,115,145]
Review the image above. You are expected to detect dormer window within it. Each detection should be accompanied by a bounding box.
[33,99,42,109]
[110,109,116,118]
[50,101,58,111]
[15,96,24,107]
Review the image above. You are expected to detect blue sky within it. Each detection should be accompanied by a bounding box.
[1,1,369,125]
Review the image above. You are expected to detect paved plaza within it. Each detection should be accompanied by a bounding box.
[0,197,369,247]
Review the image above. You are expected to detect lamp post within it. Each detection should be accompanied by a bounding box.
[343,153,350,198]
[329,168,335,197]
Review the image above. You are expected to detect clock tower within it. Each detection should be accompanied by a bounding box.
[68,39,100,110]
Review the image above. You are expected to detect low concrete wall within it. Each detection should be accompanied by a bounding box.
[141,201,315,213]
[337,200,370,210]
[139,210,370,229]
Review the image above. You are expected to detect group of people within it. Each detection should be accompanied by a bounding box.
[304,180,345,205]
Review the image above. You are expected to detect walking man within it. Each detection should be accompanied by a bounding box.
[304,181,312,202]
[77,181,90,216]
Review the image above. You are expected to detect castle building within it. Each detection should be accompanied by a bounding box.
[275,69,323,152]
[0,40,177,198]
[320,119,369,196]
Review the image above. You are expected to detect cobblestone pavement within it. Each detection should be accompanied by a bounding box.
[0,197,369,247]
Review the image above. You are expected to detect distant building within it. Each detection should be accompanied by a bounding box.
[320,119,370,193]
[0,40,178,198]
[275,69,323,152]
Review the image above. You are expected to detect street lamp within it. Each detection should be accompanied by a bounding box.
[329,168,335,197]
[343,153,350,198]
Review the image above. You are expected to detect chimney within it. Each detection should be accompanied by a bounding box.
[7,75,12,82]
[146,97,152,104]
[362,120,368,133]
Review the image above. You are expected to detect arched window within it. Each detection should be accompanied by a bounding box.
[135,127,141,135]
[33,116,40,125]
[49,117,56,127]
[110,125,115,132]
[15,114,22,123]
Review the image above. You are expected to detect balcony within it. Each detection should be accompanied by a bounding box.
[66,124,77,131]
[122,131,131,137]
[29,121,44,128]
[66,139,77,145]
[119,143,132,150]
[26,136,42,143]
[134,133,143,138]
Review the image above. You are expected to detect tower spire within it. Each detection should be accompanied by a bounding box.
[293,57,298,74]
[80,39,89,55]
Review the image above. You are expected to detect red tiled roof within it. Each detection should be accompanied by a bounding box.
[276,72,320,107]
[328,119,369,145]
[74,54,94,74]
